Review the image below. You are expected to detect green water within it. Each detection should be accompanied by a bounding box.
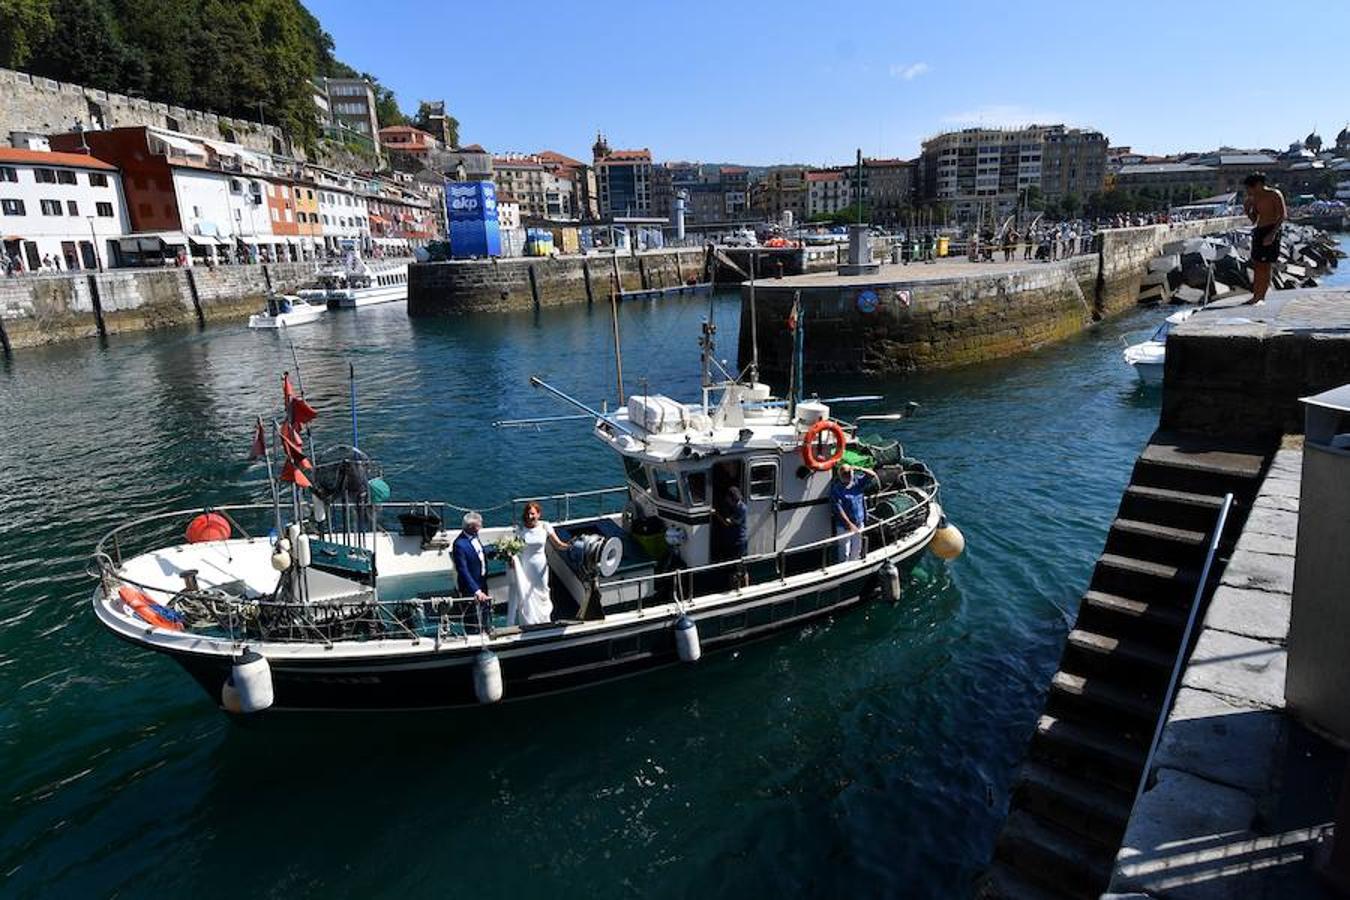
[0,286,1200,898]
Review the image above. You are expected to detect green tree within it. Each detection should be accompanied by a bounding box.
[370,76,406,128]
[0,0,55,68]
[26,0,133,89]
[1023,185,1046,212]
[1060,193,1081,217]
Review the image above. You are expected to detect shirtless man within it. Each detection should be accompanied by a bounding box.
[1242,172,1286,305]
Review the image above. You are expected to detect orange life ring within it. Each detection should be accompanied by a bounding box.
[801,420,847,471]
[117,584,184,631]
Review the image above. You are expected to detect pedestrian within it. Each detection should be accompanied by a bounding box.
[1242,172,1286,305]
[1023,229,1035,260]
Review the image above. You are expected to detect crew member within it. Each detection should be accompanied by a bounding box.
[1242,172,1286,305]
[829,463,877,562]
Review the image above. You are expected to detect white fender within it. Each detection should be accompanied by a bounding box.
[295,533,312,568]
[473,650,503,704]
[231,648,274,713]
[675,615,701,663]
[881,560,902,603]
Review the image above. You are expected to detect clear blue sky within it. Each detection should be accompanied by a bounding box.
[308,0,1348,166]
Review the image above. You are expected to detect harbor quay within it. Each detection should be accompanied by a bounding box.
[737,217,1248,376]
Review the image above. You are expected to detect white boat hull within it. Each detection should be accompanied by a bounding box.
[247,304,327,329]
[328,285,408,308]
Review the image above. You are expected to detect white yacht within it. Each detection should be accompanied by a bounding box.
[247,294,327,330]
[300,257,409,309]
[1123,308,1195,385]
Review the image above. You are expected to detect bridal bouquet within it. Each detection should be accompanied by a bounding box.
[494,535,525,559]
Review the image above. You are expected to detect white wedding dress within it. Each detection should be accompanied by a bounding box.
[507,522,556,626]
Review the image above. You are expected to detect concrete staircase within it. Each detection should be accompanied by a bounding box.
[979,431,1273,899]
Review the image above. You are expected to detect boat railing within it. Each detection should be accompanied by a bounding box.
[90,479,938,646]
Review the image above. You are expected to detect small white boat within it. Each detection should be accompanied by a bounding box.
[1123,308,1195,384]
[247,294,327,330]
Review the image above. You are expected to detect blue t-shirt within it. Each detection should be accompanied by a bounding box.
[829,473,870,530]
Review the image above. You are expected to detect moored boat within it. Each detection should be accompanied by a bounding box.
[1123,308,1195,385]
[299,255,408,309]
[89,327,960,715]
[247,294,327,330]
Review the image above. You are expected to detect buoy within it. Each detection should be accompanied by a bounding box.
[186,512,231,544]
[931,518,965,561]
[674,615,701,663]
[270,548,292,571]
[294,533,311,568]
[221,675,243,713]
[231,648,274,713]
[312,495,327,523]
[473,650,503,703]
[881,560,902,603]
[286,522,301,545]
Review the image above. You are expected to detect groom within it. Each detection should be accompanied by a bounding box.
[452,511,493,633]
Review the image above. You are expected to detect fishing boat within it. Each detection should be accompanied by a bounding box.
[246,294,327,330]
[299,257,408,309]
[1122,308,1195,385]
[89,320,961,715]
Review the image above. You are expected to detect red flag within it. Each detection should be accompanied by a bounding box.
[248,418,266,460]
[282,372,296,404]
[280,460,312,488]
[279,423,312,470]
[288,397,318,427]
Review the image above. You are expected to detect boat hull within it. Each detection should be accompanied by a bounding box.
[327,287,407,309]
[247,306,326,329]
[127,548,926,713]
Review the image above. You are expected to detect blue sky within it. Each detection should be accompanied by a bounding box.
[309,0,1348,166]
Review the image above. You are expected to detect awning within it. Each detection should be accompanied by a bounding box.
[149,131,207,159]
[187,234,216,247]
[118,231,189,252]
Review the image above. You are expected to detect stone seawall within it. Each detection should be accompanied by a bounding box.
[0,262,321,349]
[737,217,1248,376]
[407,248,709,315]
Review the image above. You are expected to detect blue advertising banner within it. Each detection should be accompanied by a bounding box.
[445,180,501,258]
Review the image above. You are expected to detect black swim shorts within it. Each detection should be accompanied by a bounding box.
[1251,224,1280,263]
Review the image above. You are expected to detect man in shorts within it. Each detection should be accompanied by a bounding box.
[1243,172,1286,305]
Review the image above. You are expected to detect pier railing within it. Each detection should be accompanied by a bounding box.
[90,467,939,646]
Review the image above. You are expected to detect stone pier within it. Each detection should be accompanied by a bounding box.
[737,217,1247,376]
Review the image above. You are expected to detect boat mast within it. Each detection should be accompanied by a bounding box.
[609,273,625,407]
[747,249,759,384]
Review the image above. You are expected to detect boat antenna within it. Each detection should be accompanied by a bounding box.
[349,362,359,449]
[609,273,625,407]
[747,248,759,384]
[529,376,639,439]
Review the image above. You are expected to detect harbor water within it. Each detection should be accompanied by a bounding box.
[1,241,1344,899]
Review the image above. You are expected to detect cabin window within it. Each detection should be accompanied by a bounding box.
[654,470,681,504]
[748,462,777,500]
[623,456,649,492]
[684,471,707,506]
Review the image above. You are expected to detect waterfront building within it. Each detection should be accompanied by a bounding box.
[536,150,597,221]
[806,168,851,219]
[1189,150,1280,194]
[685,182,724,225]
[312,172,371,255]
[491,155,575,221]
[919,124,1108,223]
[863,158,916,227]
[0,136,130,271]
[321,77,380,140]
[719,166,750,219]
[1113,162,1219,204]
[379,125,441,163]
[751,167,807,225]
[593,134,652,218]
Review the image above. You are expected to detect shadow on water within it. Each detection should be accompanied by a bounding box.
[0,295,1170,899]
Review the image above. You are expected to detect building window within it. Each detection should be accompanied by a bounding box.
[1,198,24,215]
[40,199,62,215]
[88,172,108,187]
[57,170,77,185]
[0,167,16,182]
[35,168,57,184]
[271,208,279,222]
[96,201,113,217]
[67,200,78,215]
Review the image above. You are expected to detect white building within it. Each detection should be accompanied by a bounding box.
[805,170,851,219]
[315,179,370,254]
[0,140,130,272]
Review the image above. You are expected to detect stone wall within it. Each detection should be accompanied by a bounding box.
[407,248,709,315]
[738,217,1249,377]
[0,261,321,349]
[0,66,294,157]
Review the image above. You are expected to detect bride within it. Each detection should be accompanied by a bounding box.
[507,501,570,626]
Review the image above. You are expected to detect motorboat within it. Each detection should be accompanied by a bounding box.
[299,256,408,309]
[246,294,327,330]
[89,326,960,715]
[1123,308,1196,385]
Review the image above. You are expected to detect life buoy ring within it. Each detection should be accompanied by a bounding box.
[117,584,184,631]
[801,420,847,471]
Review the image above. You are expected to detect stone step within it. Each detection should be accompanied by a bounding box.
[1076,589,1188,636]
[1014,758,1133,846]
[1105,517,1210,566]
[1032,714,1147,791]
[979,864,1077,900]
[1066,627,1176,672]
[1139,434,1268,480]
[996,810,1116,898]
[1049,669,1159,724]
[1091,553,1198,604]
[1119,484,1229,532]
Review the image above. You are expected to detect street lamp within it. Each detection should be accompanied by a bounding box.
[86,216,103,272]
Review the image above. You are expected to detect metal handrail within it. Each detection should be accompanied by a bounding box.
[1128,492,1234,814]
